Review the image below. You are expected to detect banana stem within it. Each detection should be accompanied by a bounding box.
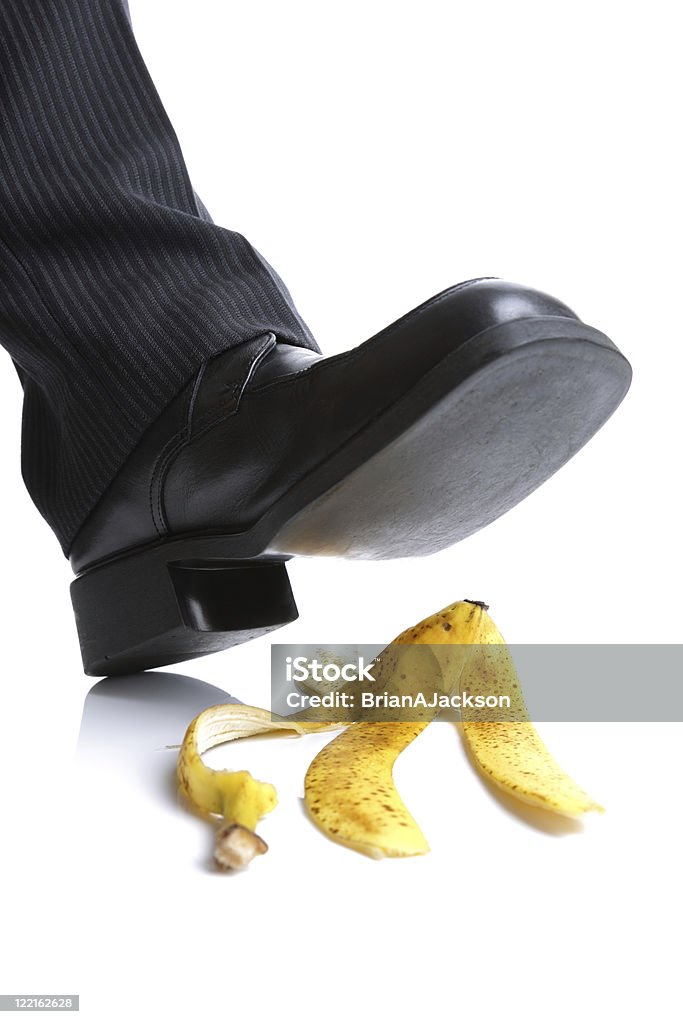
[214,822,268,871]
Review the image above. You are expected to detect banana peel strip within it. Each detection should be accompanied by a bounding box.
[177,703,342,869]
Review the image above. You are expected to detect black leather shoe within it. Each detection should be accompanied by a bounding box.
[69,278,631,675]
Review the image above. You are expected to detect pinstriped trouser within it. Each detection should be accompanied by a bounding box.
[0,0,319,553]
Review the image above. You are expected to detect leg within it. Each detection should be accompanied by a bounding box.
[0,0,317,552]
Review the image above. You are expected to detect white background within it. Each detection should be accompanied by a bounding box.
[0,1,681,1021]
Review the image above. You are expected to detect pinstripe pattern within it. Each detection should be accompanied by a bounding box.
[0,0,318,553]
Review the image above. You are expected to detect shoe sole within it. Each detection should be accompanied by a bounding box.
[71,315,631,675]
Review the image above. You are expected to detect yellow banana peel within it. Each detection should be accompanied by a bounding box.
[177,601,602,867]
[304,721,430,858]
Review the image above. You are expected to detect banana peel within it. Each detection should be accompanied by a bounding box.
[177,602,602,867]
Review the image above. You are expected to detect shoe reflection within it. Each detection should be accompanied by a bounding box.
[78,671,240,759]
[76,671,240,872]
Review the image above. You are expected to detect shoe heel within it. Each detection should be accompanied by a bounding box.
[70,552,298,676]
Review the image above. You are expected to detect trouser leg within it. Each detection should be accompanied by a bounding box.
[0,0,317,553]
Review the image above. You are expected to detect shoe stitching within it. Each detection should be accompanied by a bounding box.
[151,334,275,533]
[148,381,197,536]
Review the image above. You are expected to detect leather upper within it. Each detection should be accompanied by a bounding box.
[69,278,580,572]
